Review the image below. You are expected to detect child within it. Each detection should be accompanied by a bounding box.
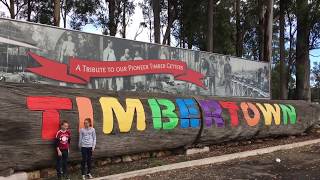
[55,120,71,180]
[79,118,96,179]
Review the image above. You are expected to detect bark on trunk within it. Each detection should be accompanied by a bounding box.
[121,0,127,38]
[153,0,160,43]
[62,0,67,28]
[279,0,288,99]
[108,0,117,36]
[258,0,265,61]
[162,0,175,45]
[235,0,242,57]
[263,0,273,62]
[296,0,311,101]
[53,0,60,26]
[9,0,15,19]
[207,0,214,52]
[27,0,31,21]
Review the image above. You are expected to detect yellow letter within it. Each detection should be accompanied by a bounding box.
[99,97,146,134]
[256,103,281,125]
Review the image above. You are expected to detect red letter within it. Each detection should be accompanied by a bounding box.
[27,96,72,140]
[219,101,239,127]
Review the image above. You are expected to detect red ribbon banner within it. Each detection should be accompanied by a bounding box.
[26,52,205,88]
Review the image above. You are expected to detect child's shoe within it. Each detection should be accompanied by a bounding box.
[87,173,93,179]
[82,175,86,180]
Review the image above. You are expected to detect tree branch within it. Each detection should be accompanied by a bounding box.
[0,0,10,10]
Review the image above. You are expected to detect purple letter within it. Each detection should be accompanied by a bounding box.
[199,100,224,127]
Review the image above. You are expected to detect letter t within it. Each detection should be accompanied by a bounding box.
[27,96,72,140]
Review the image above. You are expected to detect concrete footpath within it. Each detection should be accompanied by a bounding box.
[92,138,320,180]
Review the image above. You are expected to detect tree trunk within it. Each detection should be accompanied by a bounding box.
[258,0,265,61]
[108,0,117,36]
[207,0,214,52]
[296,0,311,101]
[121,0,127,38]
[279,0,287,99]
[287,13,294,98]
[9,0,15,19]
[153,0,160,43]
[27,0,31,21]
[188,35,193,49]
[167,0,171,45]
[162,0,175,45]
[263,0,273,62]
[149,20,152,43]
[63,0,67,28]
[53,0,60,26]
[235,0,242,57]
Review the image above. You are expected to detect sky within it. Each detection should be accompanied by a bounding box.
[82,0,152,43]
[310,49,320,66]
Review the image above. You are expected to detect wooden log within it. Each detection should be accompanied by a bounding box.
[0,83,199,171]
[194,96,319,144]
[0,82,318,172]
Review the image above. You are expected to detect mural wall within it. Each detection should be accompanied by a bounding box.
[0,18,270,98]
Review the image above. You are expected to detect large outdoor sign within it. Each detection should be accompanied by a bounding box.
[0,18,270,98]
[27,95,297,140]
[0,83,318,172]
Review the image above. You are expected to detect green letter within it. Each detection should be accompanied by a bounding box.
[148,98,178,130]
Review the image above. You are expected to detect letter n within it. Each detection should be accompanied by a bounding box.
[279,104,296,125]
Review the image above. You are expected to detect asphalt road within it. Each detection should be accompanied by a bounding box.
[130,143,320,180]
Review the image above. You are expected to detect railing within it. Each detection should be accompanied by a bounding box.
[231,79,269,98]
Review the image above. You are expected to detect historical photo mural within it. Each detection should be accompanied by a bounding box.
[0,18,270,98]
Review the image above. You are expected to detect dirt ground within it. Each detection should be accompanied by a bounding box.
[130,143,320,180]
[47,131,320,180]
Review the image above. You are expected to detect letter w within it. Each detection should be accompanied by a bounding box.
[256,103,281,125]
[99,97,146,134]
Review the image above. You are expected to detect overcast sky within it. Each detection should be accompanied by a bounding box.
[82,0,154,44]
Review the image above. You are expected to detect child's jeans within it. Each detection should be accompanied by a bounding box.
[81,147,93,175]
[56,149,69,177]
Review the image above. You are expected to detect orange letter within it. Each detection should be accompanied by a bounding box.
[76,97,94,130]
[240,102,260,126]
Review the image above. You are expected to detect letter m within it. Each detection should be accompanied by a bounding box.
[99,97,146,134]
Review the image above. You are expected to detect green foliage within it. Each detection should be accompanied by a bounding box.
[69,0,103,30]
[18,0,54,25]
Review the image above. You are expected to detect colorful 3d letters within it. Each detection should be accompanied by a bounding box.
[148,98,179,130]
[26,96,298,140]
[76,97,94,130]
[198,100,224,128]
[27,96,72,140]
[100,97,146,134]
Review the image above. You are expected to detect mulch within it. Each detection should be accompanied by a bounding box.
[46,129,320,179]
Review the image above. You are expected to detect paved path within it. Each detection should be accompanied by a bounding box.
[92,139,320,180]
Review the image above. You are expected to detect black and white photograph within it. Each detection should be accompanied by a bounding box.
[0,18,270,98]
